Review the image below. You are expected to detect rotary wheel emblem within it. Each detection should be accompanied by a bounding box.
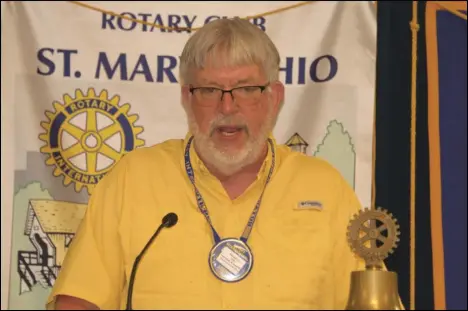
[347,207,400,267]
[39,88,145,194]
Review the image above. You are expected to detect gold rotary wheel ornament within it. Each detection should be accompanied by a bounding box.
[347,207,400,268]
[39,88,145,195]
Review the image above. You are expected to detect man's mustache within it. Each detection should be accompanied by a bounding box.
[209,116,250,136]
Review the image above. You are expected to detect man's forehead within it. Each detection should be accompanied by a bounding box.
[198,77,258,87]
[194,65,264,86]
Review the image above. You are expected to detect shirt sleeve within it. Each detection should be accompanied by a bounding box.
[46,157,128,310]
[331,175,366,310]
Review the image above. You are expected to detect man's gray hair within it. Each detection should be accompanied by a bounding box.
[179,18,280,85]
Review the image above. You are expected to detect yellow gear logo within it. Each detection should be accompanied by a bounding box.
[39,88,145,195]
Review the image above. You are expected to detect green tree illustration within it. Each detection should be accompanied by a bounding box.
[314,120,356,189]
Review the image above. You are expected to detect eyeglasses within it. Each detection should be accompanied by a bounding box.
[189,84,269,105]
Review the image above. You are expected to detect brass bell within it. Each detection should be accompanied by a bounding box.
[345,268,404,310]
[346,208,404,310]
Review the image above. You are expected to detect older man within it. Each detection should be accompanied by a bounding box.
[49,17,364,310]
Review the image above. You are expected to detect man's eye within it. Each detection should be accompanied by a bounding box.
[200,88,217,94]
[240,87,258,93]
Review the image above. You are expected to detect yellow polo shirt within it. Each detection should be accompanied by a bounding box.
[47,134,365,310]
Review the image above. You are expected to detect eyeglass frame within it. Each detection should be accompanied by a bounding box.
[188,84,270,103]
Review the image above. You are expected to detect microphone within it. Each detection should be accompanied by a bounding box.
[126,212,178,310]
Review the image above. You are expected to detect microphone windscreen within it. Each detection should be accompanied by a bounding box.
[162,213,178,228]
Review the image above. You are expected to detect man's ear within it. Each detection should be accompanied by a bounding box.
[270,81,285,114]
[181,85,191,107]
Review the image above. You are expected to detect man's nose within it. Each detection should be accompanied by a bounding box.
[219,91,238,115]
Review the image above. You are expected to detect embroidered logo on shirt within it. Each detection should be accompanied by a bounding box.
[297,201,323,210]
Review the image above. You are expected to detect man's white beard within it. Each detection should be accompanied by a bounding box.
[186,107,275,177]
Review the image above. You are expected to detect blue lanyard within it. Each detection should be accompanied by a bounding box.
[184,136,276,244]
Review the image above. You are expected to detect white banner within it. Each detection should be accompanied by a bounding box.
[1,1,376,309]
